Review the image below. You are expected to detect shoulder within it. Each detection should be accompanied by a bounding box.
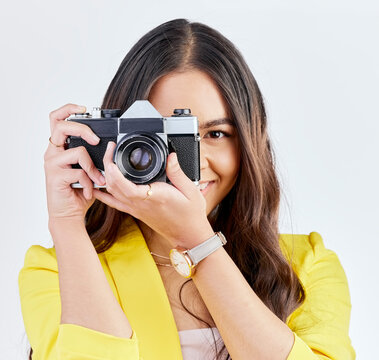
[18,245,60,301]
[19,244,109,292]
[278,231,343,286]
[279,231,329,265]
[18,244,112,315]
[20,244,58,271]
[278,230,352,304]
[279,232,355,358]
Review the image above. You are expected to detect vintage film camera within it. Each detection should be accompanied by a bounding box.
[67,100,201,187]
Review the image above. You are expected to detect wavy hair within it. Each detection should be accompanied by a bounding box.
[29,18,304,360]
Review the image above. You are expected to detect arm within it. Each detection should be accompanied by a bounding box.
[44,104,133,336]
[192,245,295,360]
[18,103,140,359]
[88,145,354,359]
[50,218,133,338]
[88,150,301,359]
[18,236,140,360]
[191,232,355,360]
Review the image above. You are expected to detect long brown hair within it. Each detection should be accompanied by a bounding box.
[29,19,304,360]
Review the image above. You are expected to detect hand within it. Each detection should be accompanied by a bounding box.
[93,142,214,248]
[44,103,106,223]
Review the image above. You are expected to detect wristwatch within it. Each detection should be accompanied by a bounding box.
[169,232,227,278]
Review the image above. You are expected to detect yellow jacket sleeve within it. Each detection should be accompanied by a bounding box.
[284,232,356,359]
[18,245,140,360]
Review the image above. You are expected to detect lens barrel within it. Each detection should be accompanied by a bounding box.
[114,133,168,184]
[129,147,152,171]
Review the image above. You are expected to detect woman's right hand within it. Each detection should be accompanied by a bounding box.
[44,103,106,223]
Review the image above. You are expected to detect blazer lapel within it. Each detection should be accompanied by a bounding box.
[104,216,183,359]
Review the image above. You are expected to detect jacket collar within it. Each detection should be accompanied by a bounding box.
[105,216,183,359]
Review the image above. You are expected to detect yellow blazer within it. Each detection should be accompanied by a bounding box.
[19,216,355,359]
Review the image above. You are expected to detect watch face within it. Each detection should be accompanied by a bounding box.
[170,249,191,278]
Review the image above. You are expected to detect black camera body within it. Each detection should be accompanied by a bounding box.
[67,100,200,187]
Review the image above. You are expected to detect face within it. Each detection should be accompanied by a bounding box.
[148,69,240,215]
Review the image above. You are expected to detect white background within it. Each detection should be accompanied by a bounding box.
[1,0,378,359]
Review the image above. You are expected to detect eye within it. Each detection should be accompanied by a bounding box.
[203,130,229,139]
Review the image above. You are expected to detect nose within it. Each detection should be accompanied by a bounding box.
[199,141,209,170]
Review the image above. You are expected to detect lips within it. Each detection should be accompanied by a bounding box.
[198,182,209,190]
[197,181,215,195]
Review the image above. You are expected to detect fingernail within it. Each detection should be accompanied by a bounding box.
[99,175,106,184]
[84,188,90,200]
[93,134,100,142]
[169,153,178,165]
[78,105,86,112]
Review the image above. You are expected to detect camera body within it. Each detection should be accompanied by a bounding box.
[66,100,200,187]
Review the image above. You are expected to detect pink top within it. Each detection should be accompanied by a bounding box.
[178,327,229,359]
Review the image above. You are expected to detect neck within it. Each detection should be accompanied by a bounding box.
[137,220,173,257]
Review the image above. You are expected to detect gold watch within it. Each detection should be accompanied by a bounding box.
[169,232,227,278]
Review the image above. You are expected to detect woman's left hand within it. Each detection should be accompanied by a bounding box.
[92,142,214,248]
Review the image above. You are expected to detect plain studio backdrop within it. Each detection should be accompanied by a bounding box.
[1,0,378,359]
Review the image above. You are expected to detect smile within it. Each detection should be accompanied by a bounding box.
[197,181,215,195]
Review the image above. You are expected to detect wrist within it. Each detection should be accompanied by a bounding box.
[170,231,227,278]
[48,217,87,237]
[175,224,214,249]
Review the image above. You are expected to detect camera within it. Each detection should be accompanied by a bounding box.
[66,100,200,187]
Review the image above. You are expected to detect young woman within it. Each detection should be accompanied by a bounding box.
[19,19,355,359]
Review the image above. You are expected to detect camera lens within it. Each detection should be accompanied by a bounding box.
[129,147,152,171]
[114,133,168,184]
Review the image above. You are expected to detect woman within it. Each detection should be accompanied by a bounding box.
[19,19,355,359]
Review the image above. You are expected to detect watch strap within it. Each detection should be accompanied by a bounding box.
[187,232,226,265]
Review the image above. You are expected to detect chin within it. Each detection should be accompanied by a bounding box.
[206,203,220,220]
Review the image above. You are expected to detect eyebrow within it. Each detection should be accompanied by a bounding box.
[199,118,235,130]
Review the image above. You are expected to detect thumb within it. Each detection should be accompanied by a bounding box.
[166,153,197,199]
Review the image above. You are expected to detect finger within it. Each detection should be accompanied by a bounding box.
[49,103,86,128]
[67,169,94,200]
[46,146,105,186]
[93,189,132,213]
[103,141,117,167]
[49,121,100,149]
[165,152,198,199]
[102,142,142,199]
[103,142,165,202]
[102,141,122,184]
[52,168,94,200]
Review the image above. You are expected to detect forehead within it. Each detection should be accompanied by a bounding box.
[148,70,229,122]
